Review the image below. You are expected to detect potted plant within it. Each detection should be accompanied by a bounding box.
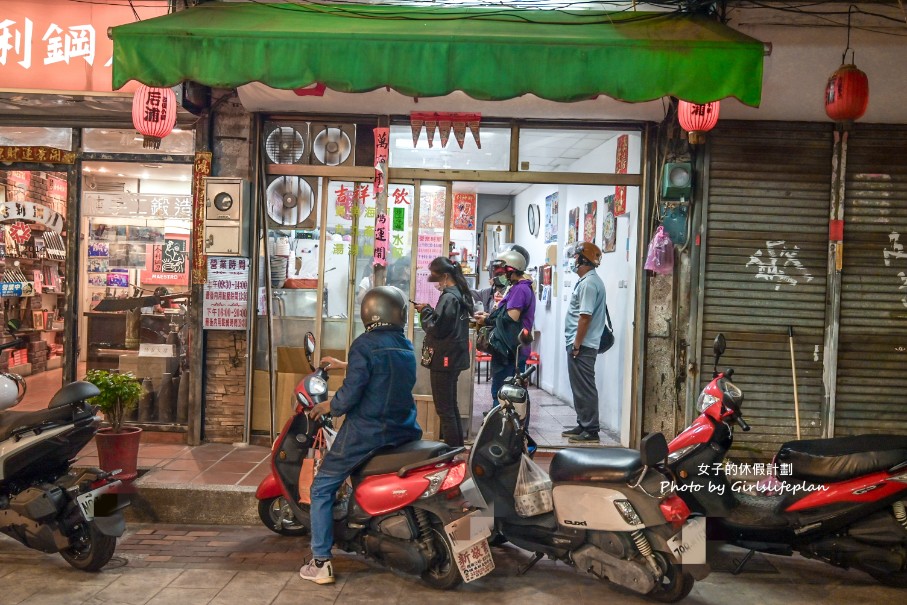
[85,369,144,481]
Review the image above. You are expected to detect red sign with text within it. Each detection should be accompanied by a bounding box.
[0,0,168,93]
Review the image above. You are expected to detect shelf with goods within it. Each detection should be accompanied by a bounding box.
[0,225,66,377]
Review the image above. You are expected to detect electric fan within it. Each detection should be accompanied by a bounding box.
[265,126,307,164]
[266,176,314,226]
[312,126,352,166]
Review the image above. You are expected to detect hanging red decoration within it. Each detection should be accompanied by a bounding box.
[825,64,869,122]
[677,100,720,144]
[8,221,31,245]
[132,85,177,149]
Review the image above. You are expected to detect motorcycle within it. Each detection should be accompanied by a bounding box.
[0,322,129,571]
[666,333,907,587]
[255,333,481,589]
[468,336,708,602]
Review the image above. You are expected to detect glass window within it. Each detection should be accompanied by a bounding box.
[518,128,640,174]
[0,127,72,150]
[389,125,510,171]
[83,128,195,155]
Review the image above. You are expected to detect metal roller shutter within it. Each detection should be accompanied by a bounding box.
[836,125,907,435]
[701,121,833,456]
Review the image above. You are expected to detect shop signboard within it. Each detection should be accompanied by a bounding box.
[0,201,64,232]
[141,234,189,286]
[0,0,168,94]
[203,257,250,330]
[82,193,192,219]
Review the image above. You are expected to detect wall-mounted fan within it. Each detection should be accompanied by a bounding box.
[266,176,315,226]
[311,124,355,166]
[264,125,308,164]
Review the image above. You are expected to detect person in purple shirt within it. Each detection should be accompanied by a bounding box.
[475,248,535,408]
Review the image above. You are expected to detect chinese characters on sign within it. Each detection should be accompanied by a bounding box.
[142,235,189,286]
[81,194,192,219]
[0,201,64,233]
[0,146,76,165]
[746,240,814,291]
[452,193,476,230]
[0,2,167,93]
[373,213,389,267]
[373,127,389,197]
[203,257,250,330]
[614,134,629,216]
[192,151,213,284]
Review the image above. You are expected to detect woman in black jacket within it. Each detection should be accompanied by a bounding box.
[414,257,474,447]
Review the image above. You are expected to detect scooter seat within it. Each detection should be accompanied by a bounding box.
[549,447,642,484]
[354,440,450,478]
[48,381,100,409]
[776,434,907,484]
[0,405,84,443]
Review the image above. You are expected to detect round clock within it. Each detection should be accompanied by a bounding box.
[528,204,540,236]
[213,192,234,212]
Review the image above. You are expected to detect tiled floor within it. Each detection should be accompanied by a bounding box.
[77,440,273,489]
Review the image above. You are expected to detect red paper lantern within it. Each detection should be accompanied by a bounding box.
[825,64,869,123]
[678,100,720,144]
[132,85,177,149]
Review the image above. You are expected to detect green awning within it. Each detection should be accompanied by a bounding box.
[112,3,764,106]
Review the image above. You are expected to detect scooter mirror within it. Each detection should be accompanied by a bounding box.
[640,432,668,467]
[713,334,726,357]
[304,332,316,364]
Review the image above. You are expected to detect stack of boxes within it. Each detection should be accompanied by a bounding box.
[29,340,47,373]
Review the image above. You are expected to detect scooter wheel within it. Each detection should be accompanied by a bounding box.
[60,521,117,572]
[421,525,463,590]
[646,552,694,603]
[258,496,309,536]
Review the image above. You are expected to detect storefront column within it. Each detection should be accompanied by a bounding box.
[63,129,82,384]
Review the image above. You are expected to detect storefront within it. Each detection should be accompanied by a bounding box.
[0,1,200,435]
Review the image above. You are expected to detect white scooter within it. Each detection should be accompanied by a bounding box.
[0,320,129,571]
[468,336,709,601]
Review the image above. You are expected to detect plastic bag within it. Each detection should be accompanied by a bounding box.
[644,225,675,274]
[298,426,337,504]
[513,454,554,517]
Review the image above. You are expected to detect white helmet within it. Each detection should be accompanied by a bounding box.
[0,373,25,411]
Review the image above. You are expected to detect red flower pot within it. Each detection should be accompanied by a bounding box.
[95,426,143,482]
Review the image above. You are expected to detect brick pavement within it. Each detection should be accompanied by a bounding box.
[1,523,905,605]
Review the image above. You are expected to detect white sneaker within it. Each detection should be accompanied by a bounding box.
[299,558,335,585]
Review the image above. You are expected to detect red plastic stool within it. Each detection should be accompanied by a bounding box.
[525,352,540,386]
[475,352,492,383]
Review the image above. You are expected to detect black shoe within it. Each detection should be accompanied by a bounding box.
[568,431,600,443]
[561,426,583,437]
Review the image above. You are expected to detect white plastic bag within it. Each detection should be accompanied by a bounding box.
[644,225,675,274]
[513,454,554,517]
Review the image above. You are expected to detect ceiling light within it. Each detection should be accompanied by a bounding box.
[83,167,91,172]
[97,167,108,173]
[117,173,125,177]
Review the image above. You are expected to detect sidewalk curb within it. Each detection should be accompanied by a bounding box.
[126,482,259,525]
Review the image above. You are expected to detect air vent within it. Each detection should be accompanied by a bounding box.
[92,180,126,193]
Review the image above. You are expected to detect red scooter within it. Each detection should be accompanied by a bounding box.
[255,333,476,589]
[666,334,907,586]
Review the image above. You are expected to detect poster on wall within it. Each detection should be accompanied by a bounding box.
[614,134,629,216]
[48,176,67,215]
[6,171,30,202]
[544,192,558,243]
[419,189,446,229]
[452,193,476,230]
[583,200,597,244]
[204,257,250,330]
[141,235,189,286]
[602,195,617,253]
[567,207,580,246]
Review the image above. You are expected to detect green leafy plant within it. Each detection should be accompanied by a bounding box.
[84,369,143,433]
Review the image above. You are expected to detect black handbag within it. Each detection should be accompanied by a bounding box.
[597,306,614,354]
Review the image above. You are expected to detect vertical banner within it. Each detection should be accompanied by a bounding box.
[373,127,389,198]
[614,134,629,216]
[544,192,558,244]
[373,212,389,267]
[191,151,212,285]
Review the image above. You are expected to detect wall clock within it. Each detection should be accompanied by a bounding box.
[528,204,541,237]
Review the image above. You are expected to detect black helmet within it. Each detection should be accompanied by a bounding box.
[360,286,407,328]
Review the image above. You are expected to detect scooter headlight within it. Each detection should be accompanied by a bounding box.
[307,377,328,397]
[498,384,527,404]
[697,391,720,413]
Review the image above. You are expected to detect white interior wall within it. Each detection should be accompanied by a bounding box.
[512,133,641,440]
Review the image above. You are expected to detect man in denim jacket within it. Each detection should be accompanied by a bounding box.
[299,286,422,584]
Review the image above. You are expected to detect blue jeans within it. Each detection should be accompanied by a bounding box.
[308,448,365,560]
[490,354,528,403]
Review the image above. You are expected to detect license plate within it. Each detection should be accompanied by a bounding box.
[667,516,706,565]
[445,511,495,583]
[451,537,495,583]
[75,484,114,521]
